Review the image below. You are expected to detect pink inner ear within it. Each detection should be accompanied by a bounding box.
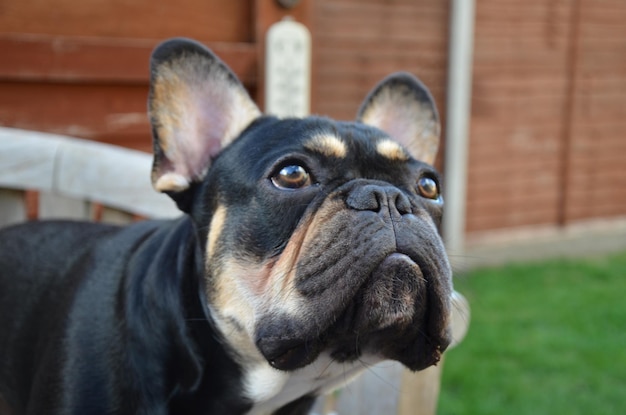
[376,110,419,146]
[361,94,440,165]
[155,95,218,184]
[152,61,260,191]
[185,87,232,177]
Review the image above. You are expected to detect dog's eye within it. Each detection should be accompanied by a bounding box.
[271,165,311,190]
[417,176,440,200]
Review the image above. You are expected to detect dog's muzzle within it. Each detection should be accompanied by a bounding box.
[256,182,452,372]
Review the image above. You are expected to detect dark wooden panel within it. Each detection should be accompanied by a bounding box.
[467,122,563,158]
[0,0,318,158]
[466,206,561,232]
[465,157,562,233]
[0,81,153,151]
[313,0,449,122]
[465,0,574,233]
[0,0,254,42]
[0,0,264,154]
[563,0,626,223]
[566,204,626,222]
[0,34,258,85]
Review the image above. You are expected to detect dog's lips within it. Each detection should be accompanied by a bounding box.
[391,323,452,371]
[256,337,322,371]
[353,252,424,332]
[255,250,452,372]
[254,222,452,373]
[327,250,452,370]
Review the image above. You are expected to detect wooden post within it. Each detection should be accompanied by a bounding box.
[0,189,26,227]
[398,363,444,415]
[38,191,91,220]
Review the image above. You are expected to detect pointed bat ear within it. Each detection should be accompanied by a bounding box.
[357,72,440,165]
[148,38,261,198]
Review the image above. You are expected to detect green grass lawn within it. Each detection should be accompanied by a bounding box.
[439,251,626,415]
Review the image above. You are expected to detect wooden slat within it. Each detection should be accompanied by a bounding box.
[465,0,575,233]
[313,0,449,121]
[466,191,561,213]
[0,33,258,86]
[98,206,137,225]
[563,0,626,224]
[0,189,26,228]
[0,81,153,151]
[38,191,91,220]
[398,364,442,415]
[0,0,253,42]
[397,292,469,415]
[330,362,404,414]
[466,208,561,232]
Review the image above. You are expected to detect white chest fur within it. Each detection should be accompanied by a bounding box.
[244,354,381,415]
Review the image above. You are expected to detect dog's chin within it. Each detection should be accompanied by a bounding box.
[369,322,452,372]
[325,255,452,372]
[257,324,450,373]
[260,339,323,371]
[256,253,451,372]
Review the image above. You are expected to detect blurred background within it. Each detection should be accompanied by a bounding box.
[1,0,624,413]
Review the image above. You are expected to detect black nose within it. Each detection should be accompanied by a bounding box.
[346,184,412,215]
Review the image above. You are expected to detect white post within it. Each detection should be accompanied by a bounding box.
[443,0,476,255]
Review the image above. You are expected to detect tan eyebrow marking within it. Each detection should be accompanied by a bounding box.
[376,139,410,161]
[303,134,347,158]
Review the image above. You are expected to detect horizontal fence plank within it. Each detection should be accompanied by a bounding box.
[0,33,258,86]
[0,81,152,151]
[0,0,254,42]
[98,206,137,225]
[0,189,26,227]
[38,191,91,220]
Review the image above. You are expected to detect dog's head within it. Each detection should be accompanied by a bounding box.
[148,38,452,374]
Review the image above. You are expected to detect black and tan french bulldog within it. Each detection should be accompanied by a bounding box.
[0,38,452,415]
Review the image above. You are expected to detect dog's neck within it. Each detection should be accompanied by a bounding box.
[117,218,248,413]
[242,353,381,415]
[146,218,353,414]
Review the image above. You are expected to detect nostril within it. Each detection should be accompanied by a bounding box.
[346,185,381,212]
[394,192,411,215]
[346,184,412,215]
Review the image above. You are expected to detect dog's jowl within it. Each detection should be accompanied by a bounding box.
[0,38,452,415]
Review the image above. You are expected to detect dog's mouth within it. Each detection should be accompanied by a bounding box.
[255,253,452,372]
[257,337,323,371]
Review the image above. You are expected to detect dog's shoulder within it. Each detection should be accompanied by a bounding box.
[0,219,168,283]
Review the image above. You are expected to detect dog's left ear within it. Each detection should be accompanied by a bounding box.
[148,38,261,207]
[357,72,440,165]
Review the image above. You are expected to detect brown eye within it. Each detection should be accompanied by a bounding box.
[271,165,311,190]
[417,176,440,200]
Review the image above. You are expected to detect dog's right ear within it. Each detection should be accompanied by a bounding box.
[148,38,261,210]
